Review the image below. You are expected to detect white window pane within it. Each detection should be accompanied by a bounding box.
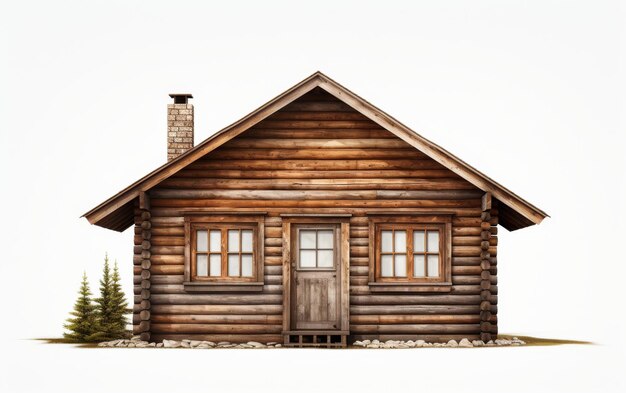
[209,254,221,276]
[427,255,439,277]
[427,231,440,252]
[381,231,393,252]
[413,255,425,277]
[300,250,316,268]
[209,230,221,252]
[395,254,407,277]
[413,231,425,252]
[394,230,406,252]
[228,254,239,276]
[228,230,239,252]
[317,250,334,267]
[381,255,393,277]
[196,255,208,276]
[318,230,334,249]
[196,230,208,252]
[241,230,253,252]
[241,254,253,277]
[300,230,316,249]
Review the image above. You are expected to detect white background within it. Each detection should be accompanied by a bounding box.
[1,1,624,392]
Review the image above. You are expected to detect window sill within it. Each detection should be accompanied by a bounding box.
[368,282,452,293]
[183,281,264,293]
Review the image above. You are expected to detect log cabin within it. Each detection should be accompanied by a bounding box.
[83,72,547,347]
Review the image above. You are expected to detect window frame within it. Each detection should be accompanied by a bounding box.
[190,223,257,282]
[295,226,338,271]
[368,214,452,292]
[375,223,445,282]
[183,214,265,292]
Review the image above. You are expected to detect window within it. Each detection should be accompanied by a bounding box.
[378,227,441,279]
[193,226,255,279]
[184,215,265,292]
[369,215,452,290]
[297,228,335,269]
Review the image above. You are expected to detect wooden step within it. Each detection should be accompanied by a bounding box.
[283,331,348,348]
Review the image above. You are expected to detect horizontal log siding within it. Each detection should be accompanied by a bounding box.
[132,211,284,342]
[140,89,496,342]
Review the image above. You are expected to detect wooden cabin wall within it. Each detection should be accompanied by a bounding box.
[134,89,499,343]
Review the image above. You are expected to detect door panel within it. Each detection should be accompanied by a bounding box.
[291,224,341,330]
[295,272,338,329]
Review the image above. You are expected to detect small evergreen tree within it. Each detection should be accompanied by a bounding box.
[92,254,129,341]
[63,272,98,342]
[108,260,130,338]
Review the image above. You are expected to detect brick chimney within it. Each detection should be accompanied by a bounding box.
[167,94,194,161]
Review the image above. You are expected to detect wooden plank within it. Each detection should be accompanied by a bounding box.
[149,246,184,255]
[151,199,481,209]
[350,295,481,305]
[151,324,283,334]
[281,101,353,112]
[350,314,481,324]
[151,314,282,324]
[265,266,282,275]
[452,266,483,275]
[264,256,283,266]
[226,138,409,149]
[341,222,350,332]
[350,257,369,266]
[452,246,497,257]
[251,121,381,130]
[141,275,184,285]
[282,221,291,333]
[265,111,372,121]
[151,255,184,265]
[177,168,450,179]
[207,148,426,160]
[349,266,369,276]
[245,129,394,139]
[264,238,282,247]
[139,191,150,210]
[150,294,283,305]
[350,305,494,315]
[190,159,439,171]
[349,324,480,334]
[149,265,184,274]
[150,189,483,200]
[160,178,473,190]
[151,226,185,236]
[149,217,185,226]
[148,236,185,246]
[264,247,282,256]
[482,192,492,212]
[139,284,283,295]
[150,206,482,217]
[265,227,282,237]
[151,304,282,315]
[349,238,368,246]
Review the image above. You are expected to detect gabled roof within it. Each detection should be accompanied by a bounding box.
[82,71,548,231]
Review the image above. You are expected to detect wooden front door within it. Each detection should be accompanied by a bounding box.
[291,224,341,330]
